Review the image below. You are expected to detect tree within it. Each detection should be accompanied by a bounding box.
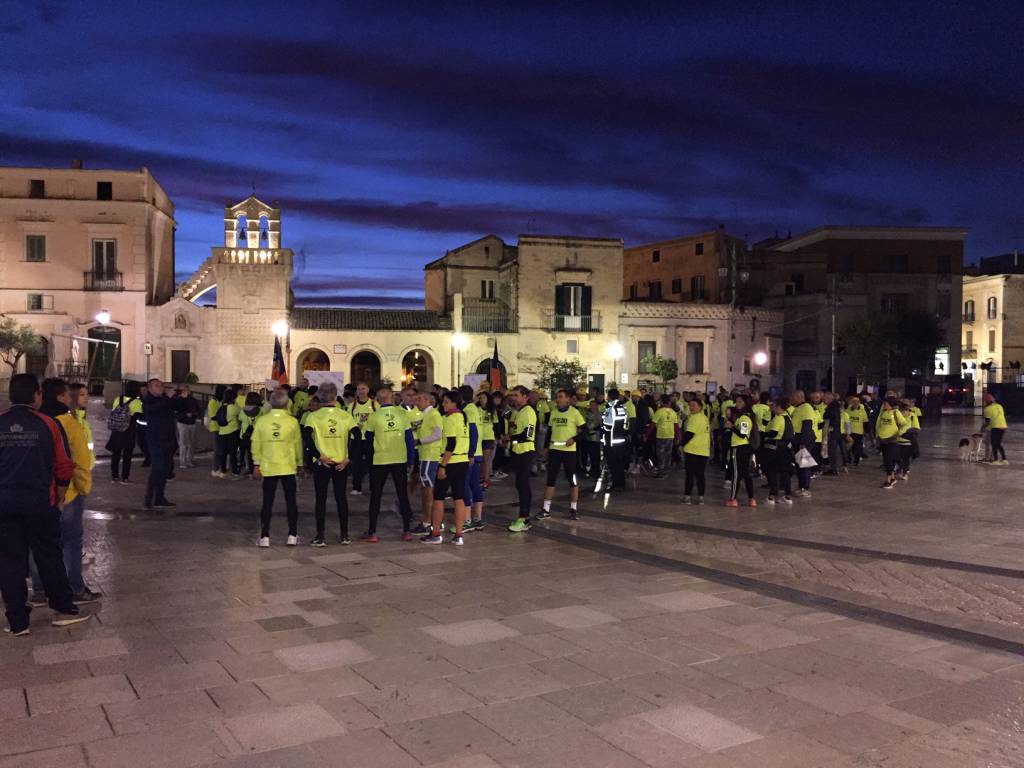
[640,353,679,389]
[838,310,944,384]
[533,355,587,395]
[0,317,43,376]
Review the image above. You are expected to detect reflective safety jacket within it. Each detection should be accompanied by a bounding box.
[602,399,630,447]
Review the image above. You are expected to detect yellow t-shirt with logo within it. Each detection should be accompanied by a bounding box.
[683,412,710,456]
[547,406,585,451]
[510,405,537,454]
[365,405,410,465]
[417,407,445,463]
[442,410,469,464]
[653,407,679,440]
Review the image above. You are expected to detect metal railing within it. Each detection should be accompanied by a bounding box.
[963,346,978,357]
[463,298,517,333]
[543,311,601,332]
[84,271,123,291]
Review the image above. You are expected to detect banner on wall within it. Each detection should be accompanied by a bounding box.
[463,373,486,391]
[304,371,345,389]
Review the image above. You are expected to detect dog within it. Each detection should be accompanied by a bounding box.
[959,437,972,463]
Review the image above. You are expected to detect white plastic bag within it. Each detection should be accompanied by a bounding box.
[795,447,817,469]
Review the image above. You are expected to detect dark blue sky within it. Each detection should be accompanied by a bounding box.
[3,1,1022,307]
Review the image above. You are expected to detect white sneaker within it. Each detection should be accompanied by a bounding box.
[286,535,298,546]
[257,537,270,548]
[349,489,363,496]
[450,536,464,546]
[681,495,690,504]
[211,470,225,479]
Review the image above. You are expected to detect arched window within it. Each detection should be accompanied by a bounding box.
[475,359,507,389]
[236,215,248,247]
[402,350,433,386]
[987,296,998,319]
[298,348,330,371]
[350,351,382,387]
[259,215,270,245]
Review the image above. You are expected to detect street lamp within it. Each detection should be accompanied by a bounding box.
[753,350,768,367]
[271,319,289,338]
[451,333,469,385]
[95,309,111,326]
[608,341,624,386]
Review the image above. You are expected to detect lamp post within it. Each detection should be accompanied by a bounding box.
[608,341,624,387]
[451,333,469,386]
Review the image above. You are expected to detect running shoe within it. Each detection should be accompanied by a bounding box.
[725,498,739,508]
[507,518,531,532]
[359,532,379,543]
[535,510,552,520]
[450,536,464,546]
[257,537,270,548]
[420,534,443,544]
[311,538,327,548]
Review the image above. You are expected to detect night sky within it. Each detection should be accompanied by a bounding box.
[3,1,1022,307]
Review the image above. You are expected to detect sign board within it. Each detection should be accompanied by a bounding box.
[143,342,153,356]
[620,372,629,385]
[304,371,345,389]
[463,373,486,391]
[263,379,280,391]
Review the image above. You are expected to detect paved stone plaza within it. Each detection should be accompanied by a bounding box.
[2,415,1023,767]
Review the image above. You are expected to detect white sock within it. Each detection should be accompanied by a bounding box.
[543,499,551,512]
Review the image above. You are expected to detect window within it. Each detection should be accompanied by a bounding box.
[936,292,951,319]
[790,273,804,293]
[937,254,951,275]
[27,293,52,312]
[25,235,45,262]
[629,283,638,299]
[838,253,854,281]
[769,349,778,375]
[553,283,593,331]
[881,293,908,314]
[96,181,113,200]
[695,242,704,256]
[480,279,495,300]
[964,299,975,321]
[671,278,682,294]
[989,329,996,353]
[690,275,706,300]
[887,254,908,273]
[743,359,752,375]
[29,179,45,198]
[93,239,117,276]
[566,339,578,354]
[648,281,662,300]
[638,341,656,372]
[685,342,704,374]
[652,249,661,263]
[966,330,973,352]
[987,296,998,319]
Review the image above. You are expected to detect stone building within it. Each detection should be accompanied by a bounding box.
[0,164,175,383]
[961,273,1024,399]
[623,228,747,303]
[747,225,967,393]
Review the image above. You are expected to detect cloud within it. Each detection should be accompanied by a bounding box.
[292,293,422,309]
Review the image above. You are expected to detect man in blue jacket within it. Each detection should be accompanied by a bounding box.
[142,378,185,509]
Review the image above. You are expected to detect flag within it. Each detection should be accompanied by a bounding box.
[489,340,502,390]
[272,336,288,385]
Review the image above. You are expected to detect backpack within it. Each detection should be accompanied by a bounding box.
[214,403,229,427]
[107,397,135,433]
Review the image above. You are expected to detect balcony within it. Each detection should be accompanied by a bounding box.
[462,297,517,333]
[84,271,123,291]
[963,346,978,358]
[962,313,975,323]
[544,311,601,332]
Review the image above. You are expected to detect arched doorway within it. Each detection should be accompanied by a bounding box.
[350,350,381,387]
[298,348,330,372]
[25,336,48,379]
[87,326,121,381]
[476,359,507,389]
[402,349,433,386]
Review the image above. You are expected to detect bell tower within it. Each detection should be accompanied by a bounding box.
[176,195,293,383]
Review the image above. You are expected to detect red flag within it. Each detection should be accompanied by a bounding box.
[272,336,288,385]
[489,340,502,390]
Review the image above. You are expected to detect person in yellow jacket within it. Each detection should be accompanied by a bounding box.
[506,386,538,532]
[207,384,225,477]
[876,397,907,489]
[305,382,356,546]
[982,392,1009,464]
[845,395,868,466]
[681,398,710,504]
[252,389,304,547]
[30,378,100,603]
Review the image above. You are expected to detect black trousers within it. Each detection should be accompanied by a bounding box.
[881,442,899,474]
[851,434,865,464]
[512,451,535,518]
[111,446,133,480]
[604,443,628,490]
[216,432,240,474]
[730,445,755,500]
[239,436,255,474]
[350,437,373,491]
[0,501,75,630]
[684,453,707,497]
[145,444,171,505]
[368,463,412,534]
[766,449,792,498]
[991,428,1007,461]
[584,439,601,477]
[313,464,349,539]
[261,475,298,537]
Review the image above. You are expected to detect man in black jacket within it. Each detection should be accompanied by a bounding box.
[823,392,845,475]
[142,379,185,509]
[174,384,202,470]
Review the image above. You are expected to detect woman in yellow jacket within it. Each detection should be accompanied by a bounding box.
[252,388,304,547]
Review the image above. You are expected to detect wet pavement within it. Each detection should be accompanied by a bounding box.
[1,415,1024,767]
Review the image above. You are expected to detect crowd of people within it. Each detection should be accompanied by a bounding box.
[0,369,1012,636]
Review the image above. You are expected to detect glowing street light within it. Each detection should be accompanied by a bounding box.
[451,333,469,385]
[608,341,624,386]
[753,350,768,367]
[451,333,469,351]
[271,319,289,338]
[95,309,111,325]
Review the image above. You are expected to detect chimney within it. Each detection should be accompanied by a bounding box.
[71,159,83,169]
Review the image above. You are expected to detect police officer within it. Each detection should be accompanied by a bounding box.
[601,388,630,492]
